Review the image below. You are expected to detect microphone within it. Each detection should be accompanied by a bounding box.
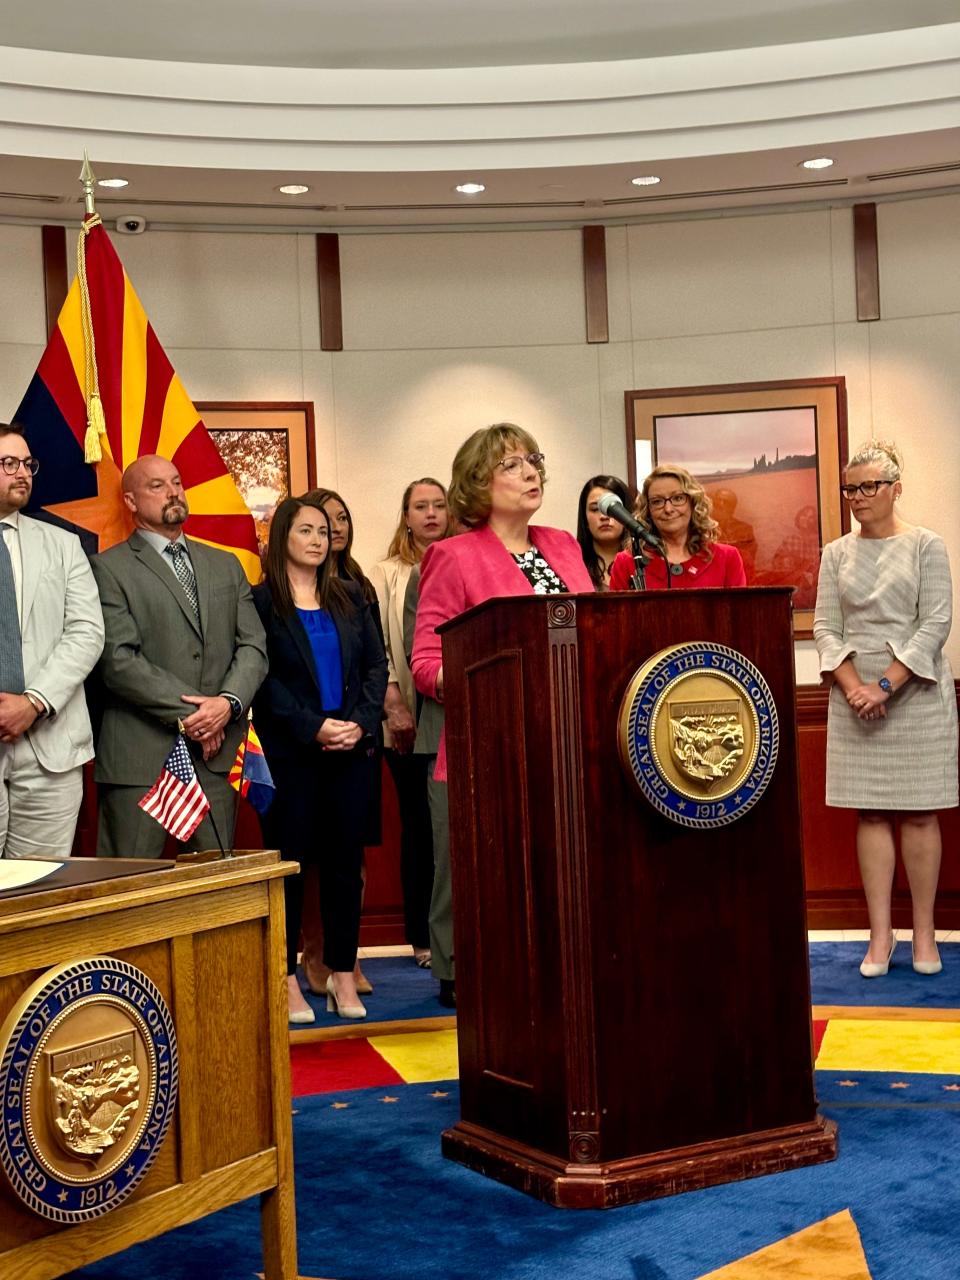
[596,492,663,551]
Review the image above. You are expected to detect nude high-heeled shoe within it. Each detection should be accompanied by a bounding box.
[287,974,315,1024]
[326,975,367,1019]
[860,933,896,978]
[913,942,942,975]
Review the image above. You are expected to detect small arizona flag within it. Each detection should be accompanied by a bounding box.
[15,211,260,581]
[229,722,276,816]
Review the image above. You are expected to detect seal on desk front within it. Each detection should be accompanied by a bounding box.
[618,641,779,829]
[0,956,178,1222]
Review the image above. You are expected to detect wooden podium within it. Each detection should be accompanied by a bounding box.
[439,589,837,1208]
[0,851,298,1278]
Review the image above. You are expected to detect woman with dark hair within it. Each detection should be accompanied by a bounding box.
[253,496,387,1023]
[576,474,637,590]
[300,486,381,996]
[609,463,746,590]
[368,478,451,967]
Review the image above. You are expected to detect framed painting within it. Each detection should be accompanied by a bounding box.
[624,378,848,636]
[198,401,317,558]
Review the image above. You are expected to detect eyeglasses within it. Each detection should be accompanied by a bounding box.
[496,452,545,477]
[840,480,895,500]
[0,455,39,476]
[647,492,689,511]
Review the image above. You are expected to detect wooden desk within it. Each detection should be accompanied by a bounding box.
[0,851,297,1280]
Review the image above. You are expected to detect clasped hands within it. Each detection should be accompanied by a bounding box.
[180,694,231,759]
[0,692,40,744]
[846,682,888,721]
[316,718,363,751]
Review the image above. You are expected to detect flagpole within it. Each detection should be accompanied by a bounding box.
[79,151,97,216]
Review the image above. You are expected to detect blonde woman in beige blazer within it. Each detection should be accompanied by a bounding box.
[368,478,451,966]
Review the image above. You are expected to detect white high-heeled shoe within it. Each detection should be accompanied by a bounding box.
[913,943,942,975]
[326,974,367,1019]
[860,933,896,978]
[287,975,315,1024]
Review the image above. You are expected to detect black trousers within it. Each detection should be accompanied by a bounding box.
[384,748,434,950]
[261,746,370,974]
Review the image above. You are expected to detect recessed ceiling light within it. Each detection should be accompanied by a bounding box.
[630,175,661,187]
[278,184,310,195]
[800,157,834,170]
[455,182,485,195]
[97,177,129,189]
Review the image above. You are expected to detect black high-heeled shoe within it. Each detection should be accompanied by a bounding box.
[438,979,456,1009]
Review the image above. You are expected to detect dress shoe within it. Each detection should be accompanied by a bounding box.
[438,979,456,1009]
[860,933,897,978]
[301,947,331,996]
[287,975,315,1024]
[326,975,367,1019]
[414,948,432,969]
[913,943,942,975]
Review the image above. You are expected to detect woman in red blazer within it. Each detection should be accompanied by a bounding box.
[609,463,747,591]
[411,423,594,782]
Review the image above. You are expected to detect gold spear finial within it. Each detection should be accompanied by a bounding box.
[79,150,97,216]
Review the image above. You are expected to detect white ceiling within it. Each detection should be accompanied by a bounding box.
[3,0,959,68]
[0,3,957,230]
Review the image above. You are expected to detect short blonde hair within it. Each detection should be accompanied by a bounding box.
[638,463,719,559]
[846,439,903,481]
[447,423,545,529]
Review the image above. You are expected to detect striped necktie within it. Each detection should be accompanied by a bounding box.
[0,523,25,694]
[165,542,200,620]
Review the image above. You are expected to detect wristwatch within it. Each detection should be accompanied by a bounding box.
[878,676,894,695]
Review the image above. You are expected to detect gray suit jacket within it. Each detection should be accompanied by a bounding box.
[91,531,268,785]
[18,515,104,772]
[402,564,444,756]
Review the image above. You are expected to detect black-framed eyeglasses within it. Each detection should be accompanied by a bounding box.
[0,455,39,476]
[648,492,689,512]
[840,480,894,500]
[496,452,545,477]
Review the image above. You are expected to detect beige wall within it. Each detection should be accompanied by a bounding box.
[1,193,958,674]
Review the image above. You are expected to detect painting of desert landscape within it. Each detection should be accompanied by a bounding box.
[209,427,291,557]
[653,407,821,608]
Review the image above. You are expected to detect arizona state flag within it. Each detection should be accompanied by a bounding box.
[228,721,275,816]
[15,214,260,580]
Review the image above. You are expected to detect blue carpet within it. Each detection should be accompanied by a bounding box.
[292,954,445,1027]
[69,1070,960,1280]
[810,940,960,1007]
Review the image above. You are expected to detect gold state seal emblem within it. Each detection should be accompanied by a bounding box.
[0,957,178,1223]
[618,641,779,828]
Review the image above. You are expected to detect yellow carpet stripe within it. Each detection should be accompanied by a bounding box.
[698,1209,871,1279]
[369,1029,459,1084]
[120,277,149,471]
[817,1018,960,1074]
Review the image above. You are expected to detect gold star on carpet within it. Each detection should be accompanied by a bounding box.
[43,451,135,553]
[430,1090,450,1098]
[125,1164,136,1178]
[837,1079,859,1087]
[943,1084,960,1092]
[330,1101,350,1110]
[57,1188,69,1203]
[379,1095,399,1104]
[890,1081,910,1089]
[291,1108,299,1116]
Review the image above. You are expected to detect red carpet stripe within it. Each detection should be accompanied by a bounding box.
[812,1018,828,1060]
[291,1040,405,1096]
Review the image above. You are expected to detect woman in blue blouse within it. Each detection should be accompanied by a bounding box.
[253,497,388,1023]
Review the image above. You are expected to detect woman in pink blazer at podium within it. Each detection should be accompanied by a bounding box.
[411,423,594,782]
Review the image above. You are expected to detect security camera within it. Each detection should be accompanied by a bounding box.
[116,215,147,235]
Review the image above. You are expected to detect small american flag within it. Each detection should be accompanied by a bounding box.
[138,734,211,841]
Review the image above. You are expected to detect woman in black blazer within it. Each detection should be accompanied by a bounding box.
[253,496,387,1023]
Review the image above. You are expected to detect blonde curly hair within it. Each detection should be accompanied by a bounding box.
[638,463,719,560]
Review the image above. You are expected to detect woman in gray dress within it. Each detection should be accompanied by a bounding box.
[814,441,957,978]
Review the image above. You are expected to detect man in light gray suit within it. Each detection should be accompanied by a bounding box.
[92,454,267,856]
[0,423,104,859]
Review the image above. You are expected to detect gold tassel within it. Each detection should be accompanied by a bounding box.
[84,394,105,462]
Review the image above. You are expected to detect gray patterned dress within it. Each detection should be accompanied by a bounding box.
[813,526,958,810]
